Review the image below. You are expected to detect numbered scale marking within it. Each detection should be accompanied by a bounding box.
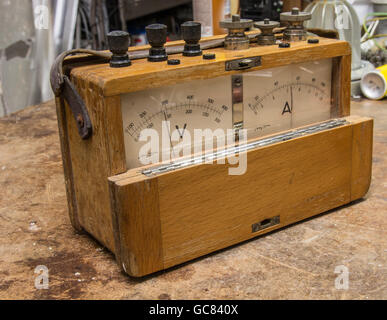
[121,59,333,168]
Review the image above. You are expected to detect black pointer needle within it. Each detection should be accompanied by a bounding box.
[176,124,187,139]
[163,111,176,158]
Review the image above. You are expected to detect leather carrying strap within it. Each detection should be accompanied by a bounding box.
[61,75,93,139]
[50,33,280,140]
[50,49,111,140]
[50,30,335,140]
[49,40,225,140]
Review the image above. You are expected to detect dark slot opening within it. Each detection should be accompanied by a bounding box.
[260,218,272,226]
[252,215,280,233]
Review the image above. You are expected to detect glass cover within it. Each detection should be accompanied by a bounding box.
[121,58,333,169]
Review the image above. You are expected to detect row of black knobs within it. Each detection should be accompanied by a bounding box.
[107,22,202,68]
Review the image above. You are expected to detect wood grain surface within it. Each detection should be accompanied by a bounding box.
[110,116,373,276]
[56,35,357,276]
[0,99,384,299]
[70,37,351,97]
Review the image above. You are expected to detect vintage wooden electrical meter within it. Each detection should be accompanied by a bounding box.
[51,10,373,277]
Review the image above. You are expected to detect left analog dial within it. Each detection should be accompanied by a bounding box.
[121,76,232,168]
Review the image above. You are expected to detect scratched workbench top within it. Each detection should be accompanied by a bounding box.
[0,99,386,300]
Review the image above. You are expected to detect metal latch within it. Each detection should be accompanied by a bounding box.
[252,216,280,233]
[141,119,348,176]
[225,56,261,71]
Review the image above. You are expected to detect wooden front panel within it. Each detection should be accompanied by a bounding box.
[110,178,164,277]
[157,122,353,268]
[351,119,373,200]
[109,116,373,276]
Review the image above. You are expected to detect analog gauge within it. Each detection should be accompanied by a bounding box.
[243,58,333,139]
[121,76,232,168]
[121,59,333,169]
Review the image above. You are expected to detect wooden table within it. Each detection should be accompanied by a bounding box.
[0,99,386,299]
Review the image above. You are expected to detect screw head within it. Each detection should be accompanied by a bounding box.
[220,15,253,29]
[308,38,319,44]
[254,19,280,30]
[232,15,240,22]
[167,59,181,65]
[203,53,216,60]
[279,42,290,48]
[280,8,311,22]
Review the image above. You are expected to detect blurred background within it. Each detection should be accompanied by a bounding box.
[0,0,386,117]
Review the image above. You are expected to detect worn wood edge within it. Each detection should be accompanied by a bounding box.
[108,114,368,185]
[330,54,352,118]
[103,95,127,175]
[331,57,341,117]
[350,118,373,201]
[55,97,82,231]
[108,179,123,268]
[64,78,116,251]
[69,39,351,97]
[339,54,352,117]
[111,178,164,277]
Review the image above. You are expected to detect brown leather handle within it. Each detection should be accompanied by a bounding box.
[49,36,246,140]
[50,49,111,140]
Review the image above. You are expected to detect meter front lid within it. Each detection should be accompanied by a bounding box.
[121,58,334,169]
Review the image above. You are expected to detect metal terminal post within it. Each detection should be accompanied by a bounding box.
[220,14,253,50]
[280,7,311,42]
[107,31,131,68]
[146,24,168,62]
[181,21,202,56]
[254,19,280,46]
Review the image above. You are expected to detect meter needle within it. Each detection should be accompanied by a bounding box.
[176,124,187,139]
[163,110,176,159]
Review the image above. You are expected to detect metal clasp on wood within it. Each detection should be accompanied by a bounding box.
[225,56,261,71]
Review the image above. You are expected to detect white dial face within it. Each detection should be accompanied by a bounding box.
[243,58,332,139]
[121,76,232,168]
[121,59,333,169]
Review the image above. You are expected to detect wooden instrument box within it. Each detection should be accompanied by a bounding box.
[52,18,373,277]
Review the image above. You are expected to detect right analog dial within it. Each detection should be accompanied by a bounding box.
[243,58,333,138]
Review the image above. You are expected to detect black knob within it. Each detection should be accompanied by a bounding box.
[107,30,131,68]
[146,24,168,62]
[181,21,202,56]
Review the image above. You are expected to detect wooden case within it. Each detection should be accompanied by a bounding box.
[55,36,373,277]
